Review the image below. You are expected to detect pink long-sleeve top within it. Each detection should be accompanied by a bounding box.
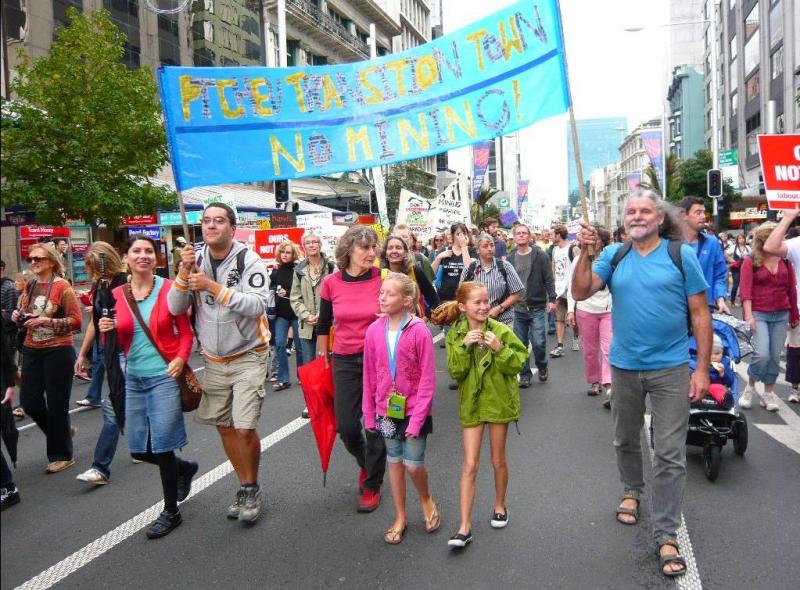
[112,280,194,363]
[362,315,436,437]
[739,256,799,325]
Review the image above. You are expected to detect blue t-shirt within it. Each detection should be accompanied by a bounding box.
[592,240,708,371]
[127,277,169,378]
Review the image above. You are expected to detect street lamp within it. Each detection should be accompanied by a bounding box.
[623,7,722,228]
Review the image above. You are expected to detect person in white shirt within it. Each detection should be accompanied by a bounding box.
[567,227,613,407]
[550,226,579,357]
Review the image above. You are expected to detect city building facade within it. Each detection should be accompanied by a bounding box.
[667,64,706,160]
[704,0,799,192]
[619,117,662,187]
[566,117,628,205]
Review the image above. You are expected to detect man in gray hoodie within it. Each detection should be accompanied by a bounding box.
[168,203,270,524]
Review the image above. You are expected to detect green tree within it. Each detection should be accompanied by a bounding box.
[1,9,174,228]
[640,153,680,201]
[383,162,437,222]
[470,186,499,225]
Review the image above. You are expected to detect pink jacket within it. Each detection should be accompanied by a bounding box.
[362,315,436,437]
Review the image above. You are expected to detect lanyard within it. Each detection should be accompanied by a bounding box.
[385,314,407,385]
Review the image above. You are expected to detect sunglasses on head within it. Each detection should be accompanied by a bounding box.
[26,256,47,263]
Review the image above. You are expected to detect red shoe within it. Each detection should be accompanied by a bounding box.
[358,469,368,493]
[357,489,381,513]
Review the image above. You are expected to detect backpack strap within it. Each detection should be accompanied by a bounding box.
[667,240,685,280]
[464,260,479,282]
[608,242,633,287]
[236,248,247,277]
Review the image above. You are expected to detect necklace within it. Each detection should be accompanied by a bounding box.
[131,275,156,302]
[308,260,323,280]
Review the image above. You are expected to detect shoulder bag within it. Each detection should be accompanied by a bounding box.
[123,283,202,412]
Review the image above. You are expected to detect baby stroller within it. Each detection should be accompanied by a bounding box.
[685,317,750,482]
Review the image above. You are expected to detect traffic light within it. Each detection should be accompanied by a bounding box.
[275,179,290,203]
[707,169,723,198]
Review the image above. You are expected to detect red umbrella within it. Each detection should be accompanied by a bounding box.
[298,356,336,486]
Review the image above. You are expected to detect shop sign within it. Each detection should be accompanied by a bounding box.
[127,226,162,240]
[123,213,158,226]
[159,210,203,226]
[20,225,71,239]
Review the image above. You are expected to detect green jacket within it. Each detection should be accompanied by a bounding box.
[446,316,527,427]
[289,256,335,340]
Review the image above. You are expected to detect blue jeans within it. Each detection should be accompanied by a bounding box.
[275,316,304,384]
[748,310,789,385]
[514,307,548,376]
[91,399,120,478]
[548,310,556,332]
[299,338,316,369]
[85,341,105,405]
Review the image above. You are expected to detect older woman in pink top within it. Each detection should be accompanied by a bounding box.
[315,226,386,513]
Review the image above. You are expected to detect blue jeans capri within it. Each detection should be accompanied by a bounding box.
[384,435,428,468]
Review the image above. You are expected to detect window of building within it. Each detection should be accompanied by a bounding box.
[243,39,261,62]
[706,81,711,103]
[158,12,180,66]
[771,45,783,79]
[796,74,800,129]
[746,113,760,157]
[769,0,783,48]
[6,0,28,41]
[729,34,737,60]
[286,40,300,67]
[730,57,738,91]
[53,0,83,35]
[731,92,738,116]
[744,5,759,40]
[104,0,140,69]
[744,28,759,75]
[745,72,760,101]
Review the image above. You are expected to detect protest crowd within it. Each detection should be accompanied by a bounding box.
[2,195,799,579]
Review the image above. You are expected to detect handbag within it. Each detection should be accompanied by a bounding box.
[123,284,203,412]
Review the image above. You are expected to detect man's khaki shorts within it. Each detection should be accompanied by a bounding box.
[196,349,268,430]
[555,297,569,322]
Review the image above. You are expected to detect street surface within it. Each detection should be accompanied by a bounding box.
[2,330,799,590]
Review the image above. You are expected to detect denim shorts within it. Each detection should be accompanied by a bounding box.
[384,435,428,467]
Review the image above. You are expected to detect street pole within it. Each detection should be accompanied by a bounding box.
[710,1,720,230]
[765,99,779,221]
[277,0,287,68]
[368,23,389,230]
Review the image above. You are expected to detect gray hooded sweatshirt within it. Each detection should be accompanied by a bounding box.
[168,241,270,361]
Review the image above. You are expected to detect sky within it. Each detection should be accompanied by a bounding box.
[441,0,670,206]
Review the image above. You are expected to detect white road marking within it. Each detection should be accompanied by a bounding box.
[643,415,703,589]
[734,359,800,455]
[14,417,309,590]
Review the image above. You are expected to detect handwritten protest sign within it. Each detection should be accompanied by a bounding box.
[158,1,570,190]
[397,176,472,242]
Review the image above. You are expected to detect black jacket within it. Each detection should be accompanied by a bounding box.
[507,246,556,309]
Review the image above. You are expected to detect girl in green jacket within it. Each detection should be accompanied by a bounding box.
[431,282,527,549]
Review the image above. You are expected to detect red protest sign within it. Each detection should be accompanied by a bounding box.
[235,228,305,261]
[757,134,800,210]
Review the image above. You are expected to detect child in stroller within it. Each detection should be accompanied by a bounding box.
[684,320,748,481]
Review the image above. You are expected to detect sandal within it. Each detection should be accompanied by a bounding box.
[657,539,687,577]
[615,492,639,525]
[273,382,291,392]
[424,503,441,533]
[383,525,407,545]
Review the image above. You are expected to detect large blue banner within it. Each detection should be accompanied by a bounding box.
[158,0,570,191]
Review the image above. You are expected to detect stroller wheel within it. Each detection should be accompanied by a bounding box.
[703,444,722,482]
[733,417,748,456]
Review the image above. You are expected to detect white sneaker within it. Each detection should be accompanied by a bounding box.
[788,390,800,403]
[739,386,755,409]
[76,467,109,485]
[762,392,780,412]
[572,338,580,352]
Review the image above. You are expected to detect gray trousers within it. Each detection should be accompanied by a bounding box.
[612,364,690,545]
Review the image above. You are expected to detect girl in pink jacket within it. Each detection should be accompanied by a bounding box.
[363,272,438,545]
